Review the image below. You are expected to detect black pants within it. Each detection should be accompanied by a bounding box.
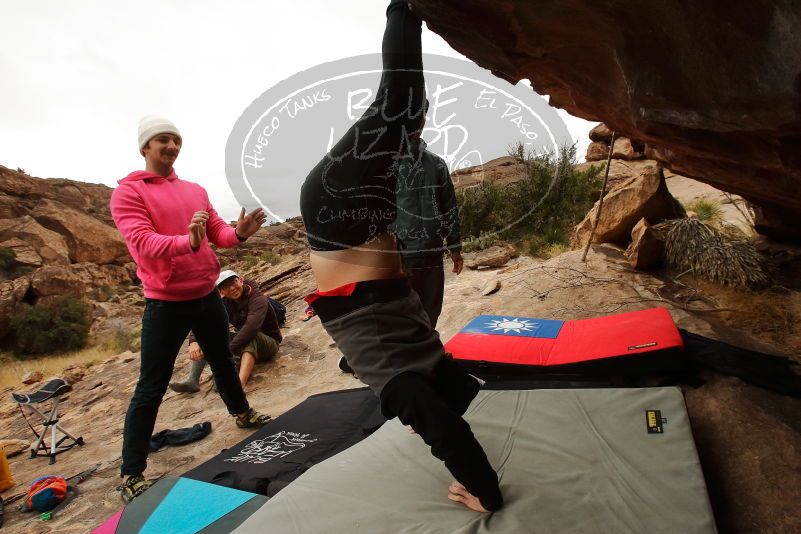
[403,255,445,328]
[381,359,504,512]
[300,0,425,250]
[121,291,249,476]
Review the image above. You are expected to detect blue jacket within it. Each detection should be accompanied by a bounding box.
[391,139,461,259]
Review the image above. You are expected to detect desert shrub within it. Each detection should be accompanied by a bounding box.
[98,320,140,353]
[12,297,91,355]
[259,251,282,265]
[457,143,601,251]
[684,199,723,224]
[0,247,14,272]
[654,217,772,289]
[462,232,502,253]
[242,255,259,268]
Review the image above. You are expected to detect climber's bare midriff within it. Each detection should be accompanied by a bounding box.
[310,232,403,292]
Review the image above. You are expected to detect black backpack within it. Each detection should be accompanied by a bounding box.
[268,297,286,326]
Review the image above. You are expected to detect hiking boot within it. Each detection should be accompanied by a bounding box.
[235,408,272,429]
[168,380,200,393]
[338,356,355,375]
[117,474,152,504]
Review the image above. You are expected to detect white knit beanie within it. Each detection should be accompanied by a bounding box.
[138,115,181,155]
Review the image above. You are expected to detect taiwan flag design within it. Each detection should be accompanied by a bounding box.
[444,308,683,367]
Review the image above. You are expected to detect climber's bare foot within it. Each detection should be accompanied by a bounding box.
[447,481,489,512]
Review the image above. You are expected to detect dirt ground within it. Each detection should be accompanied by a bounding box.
[1,173,799,532]
[1,243,799,533]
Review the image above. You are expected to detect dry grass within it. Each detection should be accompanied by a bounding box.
[684,277,801,359]
[0,345,120,389]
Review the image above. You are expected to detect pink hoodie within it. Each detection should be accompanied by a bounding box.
[110,170,239,301]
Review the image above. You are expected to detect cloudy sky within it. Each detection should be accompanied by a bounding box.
[1,0,593,221]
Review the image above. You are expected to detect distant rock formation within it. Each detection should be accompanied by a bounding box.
[450,156,527,190]
[0,166,136,341]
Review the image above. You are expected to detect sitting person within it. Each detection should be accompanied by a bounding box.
[170,270,283,392]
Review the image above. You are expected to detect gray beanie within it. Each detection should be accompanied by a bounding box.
[138,115,181,155]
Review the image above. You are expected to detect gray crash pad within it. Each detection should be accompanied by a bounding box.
[233,387,716,533]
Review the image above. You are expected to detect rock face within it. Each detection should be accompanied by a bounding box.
[572,160,684,248]
[0,237,42,268]
[32,199,129,264]
[30,265,86,300]
[576,159,663,192]
[0,166,116,225]
[410,1,801,239]
[0,276,30,337]
[0,216,70,265]
[450,156,528,190]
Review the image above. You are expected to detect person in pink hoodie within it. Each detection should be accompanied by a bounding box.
[110,116,272,504]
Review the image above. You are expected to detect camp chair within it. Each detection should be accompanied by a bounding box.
[10,378,84,464]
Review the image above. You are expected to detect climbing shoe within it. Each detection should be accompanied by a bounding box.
[235,408,272,429]
[338,356,355,375]
[117,474,152,504]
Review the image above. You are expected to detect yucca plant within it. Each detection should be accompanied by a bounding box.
[654,218,772,289]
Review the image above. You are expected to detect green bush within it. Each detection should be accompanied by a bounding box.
[0,247,15,272]
[12,297,91,355]
[457,143,601,252]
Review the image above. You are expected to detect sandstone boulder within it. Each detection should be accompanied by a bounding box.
[611,137,635,160]
[585,141,608,162]
[465,244,518,270]
[0,237,43,269]
[624,218,665,270]
[0,216,70,265]
[21,370,43,384]
[576,159,669,193]
[46,180,116,225]
[589,123,613,143]
[572,161,685,248]
[52,184,90,212]
[30,265,86,299]
[32,199,129,264]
